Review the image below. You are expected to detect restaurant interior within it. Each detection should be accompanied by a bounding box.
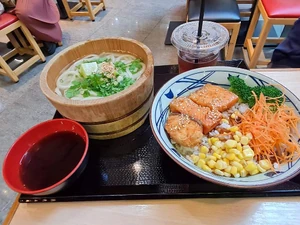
[0,0,300,224]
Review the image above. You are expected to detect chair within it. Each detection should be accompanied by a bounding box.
[186,0,241,60]
[0,13,45,82]
[243,0,300,68]
[62,0,106,21]
[236,0,254,17]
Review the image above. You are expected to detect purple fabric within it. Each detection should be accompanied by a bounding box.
[270,18,300,68]
[15,0,62,42]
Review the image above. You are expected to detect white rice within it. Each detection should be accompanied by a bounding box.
[217,122,231,130]
[238,103,250,114]
[209,130,220,137]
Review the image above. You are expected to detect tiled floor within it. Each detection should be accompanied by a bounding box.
[0,0,246,222]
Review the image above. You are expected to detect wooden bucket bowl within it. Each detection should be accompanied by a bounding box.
[40,38,154,140]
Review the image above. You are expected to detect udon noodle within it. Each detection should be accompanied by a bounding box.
[55,52,146,100]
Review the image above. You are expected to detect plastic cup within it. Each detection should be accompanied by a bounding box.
[171,21,229,73]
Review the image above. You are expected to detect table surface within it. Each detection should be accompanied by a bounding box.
[5,68,300,225]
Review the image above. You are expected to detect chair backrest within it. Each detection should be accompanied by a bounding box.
[187,0,241,23]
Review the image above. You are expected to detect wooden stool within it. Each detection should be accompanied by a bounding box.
[0,13,46,82]
[62,0,106,21]
[243,0,300,68]
[186,0,241,60]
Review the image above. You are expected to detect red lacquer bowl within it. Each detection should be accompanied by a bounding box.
[2,119,89,196]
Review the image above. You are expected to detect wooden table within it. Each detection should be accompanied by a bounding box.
[4,68,300,225]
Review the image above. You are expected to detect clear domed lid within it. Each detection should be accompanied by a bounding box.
[171,21,229,55]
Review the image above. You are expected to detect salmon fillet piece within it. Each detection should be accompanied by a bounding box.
[165,114,203,147]
[169,97,222,134]
[189,83,239,112]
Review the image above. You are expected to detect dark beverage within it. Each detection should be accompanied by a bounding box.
[19,131,86,190]
[178,51,218,73]
[171,21,229,74]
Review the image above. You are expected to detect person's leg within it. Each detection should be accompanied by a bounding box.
[42,41,58,56]
[270,19,300,68]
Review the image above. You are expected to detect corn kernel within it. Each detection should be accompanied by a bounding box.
[191,155,199,164]
[237,153,244,160]
[229,126,239,132]
[214,169,224,176]
[243,145,251,150]
[235,131,242,137]
[230,166,238,175]
[225,166,232,173]
[234,173,241,178]
[225,140,237,148]
[236,143,243,151]
[231,161,243,171]
[221,119,229,124]
[208,138,212,146]
[257,164,266,173]
[214,141,223,149]
[233,135,240,142]
[243,148,255,160]
[221,144,226,150]
[230,113,236,119]
[240,136,249,145]
[202,165,212,173]
[213,153,221,160]
[240,160,247,166]
[207,160,216,169]
[199,153,206,159]
[197,159,206,168]
[221,151,227,158]
[249,169,259,176]
[200,146,209,154]
[215,160,227,170]
[224,172,231,177]
[226,153,235,161]
[259,160,271,170]
[245,162,257,172]
[246,132,253,140]
[207,155,217,161]
[223,158,229,165]
[211,145,218,152]
[240,169,248,177]
[215,149,222,154]
[229,148,240,154]
[211,137,219,145]
[233,156,241,162]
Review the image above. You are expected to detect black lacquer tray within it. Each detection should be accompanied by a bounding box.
[19,60,300,203]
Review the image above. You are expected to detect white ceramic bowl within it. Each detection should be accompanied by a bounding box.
[150,66,300,188]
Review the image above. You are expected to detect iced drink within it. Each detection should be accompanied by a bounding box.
[178,51,218,73]
[171,21,229,74]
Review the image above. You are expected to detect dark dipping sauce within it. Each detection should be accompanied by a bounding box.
[19,131,86,191]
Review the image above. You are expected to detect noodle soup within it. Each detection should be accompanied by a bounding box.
[55,52,146,100]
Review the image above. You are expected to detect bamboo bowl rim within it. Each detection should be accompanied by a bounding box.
[40,37,154,107]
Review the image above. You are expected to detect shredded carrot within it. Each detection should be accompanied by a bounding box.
[238,92,300,170]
